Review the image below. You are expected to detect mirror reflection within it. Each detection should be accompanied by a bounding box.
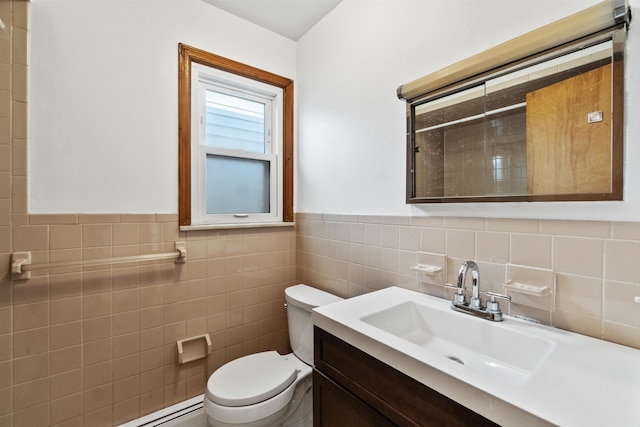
[410,35,623,203]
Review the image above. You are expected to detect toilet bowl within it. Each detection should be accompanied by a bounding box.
[203,284,342,427]
[204,352,312,427]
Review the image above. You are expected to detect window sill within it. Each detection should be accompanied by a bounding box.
[179,221,295,232]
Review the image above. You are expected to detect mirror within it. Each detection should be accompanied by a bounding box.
[407,29,625,203]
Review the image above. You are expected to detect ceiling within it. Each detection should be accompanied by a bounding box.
[201,0,343,41]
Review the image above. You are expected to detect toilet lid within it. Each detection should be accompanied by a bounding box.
[206,351,298,407]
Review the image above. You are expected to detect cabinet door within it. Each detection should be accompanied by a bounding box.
[314,327,500,427]
[526,64,612,194]
[313,369,394,427]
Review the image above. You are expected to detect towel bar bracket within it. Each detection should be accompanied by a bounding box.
[175,241,187,263]
[11,252,31,280]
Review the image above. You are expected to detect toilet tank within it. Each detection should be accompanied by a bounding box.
[285,284,343,365]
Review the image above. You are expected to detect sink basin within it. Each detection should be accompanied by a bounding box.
[312,286,640,427]
[360,300,554,385]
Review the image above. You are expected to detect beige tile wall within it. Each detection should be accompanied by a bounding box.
[296,213,640,350]
[0,2,295,425]
[2,215,296,426]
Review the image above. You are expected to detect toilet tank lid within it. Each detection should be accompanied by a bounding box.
[285,284,343,311]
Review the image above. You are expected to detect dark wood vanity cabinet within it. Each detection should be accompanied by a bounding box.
[313,327,499,427]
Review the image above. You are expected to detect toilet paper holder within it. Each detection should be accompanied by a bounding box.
[177,334,212,365]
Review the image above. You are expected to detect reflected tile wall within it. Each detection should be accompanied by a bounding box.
[443,114,527,197]
[296,213,640,350]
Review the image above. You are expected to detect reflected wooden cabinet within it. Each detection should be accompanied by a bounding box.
[526,64,612,195]
[313,327,499,427]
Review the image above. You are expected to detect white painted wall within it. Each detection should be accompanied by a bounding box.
[30,0,640,221]
[296,0,640,221]
[29,0,297,213]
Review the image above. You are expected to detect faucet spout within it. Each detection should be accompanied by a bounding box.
[450,260,510,321]
[457,260,481,309]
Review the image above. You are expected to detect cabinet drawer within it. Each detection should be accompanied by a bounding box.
[314,327,499,427]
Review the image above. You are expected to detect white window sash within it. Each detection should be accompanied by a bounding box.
[190,63,283,225]
[197,147,278,223]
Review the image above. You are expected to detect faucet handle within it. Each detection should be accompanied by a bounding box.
[483,292,511,314]
[484,291,511,302]
[445,284,466,304]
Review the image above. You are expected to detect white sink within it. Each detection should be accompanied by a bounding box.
[312,286,640,427]
[360,300,554,385]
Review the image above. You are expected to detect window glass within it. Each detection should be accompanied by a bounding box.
[205,89,267,153]
[205,155,270,214]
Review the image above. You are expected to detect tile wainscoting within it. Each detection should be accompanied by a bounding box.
[295,213,640,350]
[1,214,295,426]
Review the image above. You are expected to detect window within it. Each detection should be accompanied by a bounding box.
[192,65,281,224]
[178,44,294,227]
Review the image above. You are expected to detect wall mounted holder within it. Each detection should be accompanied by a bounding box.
[177,334,212,365]
[410,264,443,275]
[503,280,550,297]
[11,241,187,280]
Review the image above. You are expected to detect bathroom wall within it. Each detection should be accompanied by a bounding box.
[28,0,297,213]
[294,0,639,348]
[2,1,297,426]
[296,0,640,221]
[296,213,640,349]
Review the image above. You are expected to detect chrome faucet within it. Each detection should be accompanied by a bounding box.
[447,260,511,321]
[457,260,481,309]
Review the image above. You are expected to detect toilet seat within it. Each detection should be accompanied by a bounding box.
[204,353,312,426]
[206,351,299,407]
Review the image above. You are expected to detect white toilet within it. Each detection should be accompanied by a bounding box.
[203,284,343,427]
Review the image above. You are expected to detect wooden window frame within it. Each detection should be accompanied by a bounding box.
[178,43,294,227]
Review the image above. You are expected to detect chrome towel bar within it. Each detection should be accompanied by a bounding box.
[11,241,186,280]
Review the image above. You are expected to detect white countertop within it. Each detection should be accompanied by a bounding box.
[312,287,640,427]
